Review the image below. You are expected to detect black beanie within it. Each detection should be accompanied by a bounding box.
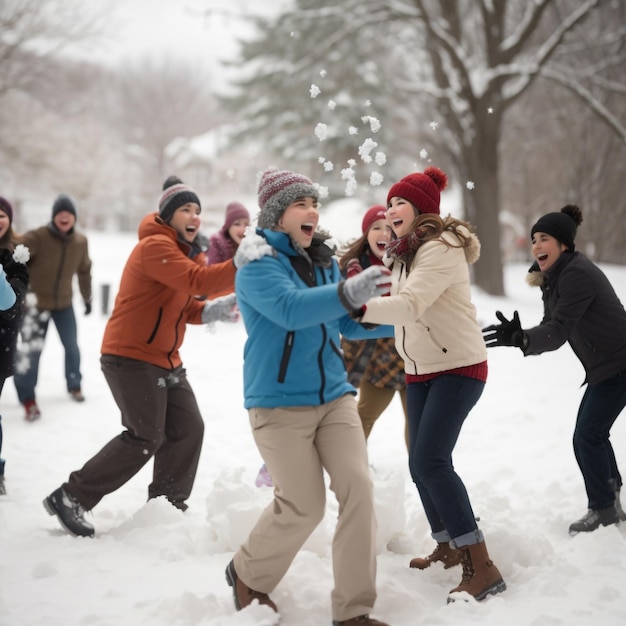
[158,176,200,223]
[52,194,77,219]
[531,211,577,251]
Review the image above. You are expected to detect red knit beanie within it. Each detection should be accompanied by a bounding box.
[386,166,448,215]
[361,205,387,234]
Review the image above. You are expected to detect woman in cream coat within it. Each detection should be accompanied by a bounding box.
[355,167,506,604]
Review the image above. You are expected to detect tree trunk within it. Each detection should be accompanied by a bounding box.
[463,124,505,296]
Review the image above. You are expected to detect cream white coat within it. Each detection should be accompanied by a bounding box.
[361,228,486,375]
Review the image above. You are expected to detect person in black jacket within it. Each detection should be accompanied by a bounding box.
[483,205,626,534]
[0,196,29,495]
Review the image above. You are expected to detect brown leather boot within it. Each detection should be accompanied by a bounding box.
[409,542,462,570]
[448,541,506,602]
[332,616,389,626]
[225,560,278,612]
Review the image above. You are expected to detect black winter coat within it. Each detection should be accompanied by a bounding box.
[0,248,29,379]
[524,251,626,385]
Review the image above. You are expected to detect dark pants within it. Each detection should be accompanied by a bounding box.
[0,378,5,476]
[574,370,626,510]
[407,375,485,542]
[14,305,82,403]
[65,356,204,510]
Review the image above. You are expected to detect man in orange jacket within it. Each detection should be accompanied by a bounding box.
[44,177,237,536]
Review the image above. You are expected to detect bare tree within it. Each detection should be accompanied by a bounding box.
[109,57,220,183]
[1,0,223,230]
[0,0,103,99]
[220,0,626,294]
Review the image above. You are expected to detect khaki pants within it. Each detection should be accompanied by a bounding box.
[358,378,409,450]
[234,394,377,622]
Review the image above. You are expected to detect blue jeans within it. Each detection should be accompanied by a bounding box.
[14,305,82,403]
[574,370,626,510]
[407,375,485,545]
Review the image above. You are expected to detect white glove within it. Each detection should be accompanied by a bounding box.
[201,293,239,325]
[341,265,391,310]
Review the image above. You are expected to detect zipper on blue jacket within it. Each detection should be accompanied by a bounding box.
[278,331,295,383]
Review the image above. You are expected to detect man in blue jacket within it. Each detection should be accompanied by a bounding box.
[225,168,393,626]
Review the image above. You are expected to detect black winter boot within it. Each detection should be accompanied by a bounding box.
[568,507,619,535]
[609,479,626,522]
[43,487,94,537]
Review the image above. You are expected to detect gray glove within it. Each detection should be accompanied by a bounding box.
[340,265,392,310]
[201,293,239,325]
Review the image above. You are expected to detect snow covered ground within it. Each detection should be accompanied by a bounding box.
[1,224,625,626]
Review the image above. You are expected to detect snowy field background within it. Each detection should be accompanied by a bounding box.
[1,206,625,626]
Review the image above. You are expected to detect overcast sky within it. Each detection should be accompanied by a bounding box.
[75,0,291,85]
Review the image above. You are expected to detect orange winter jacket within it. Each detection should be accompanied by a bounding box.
[101,213,236,369]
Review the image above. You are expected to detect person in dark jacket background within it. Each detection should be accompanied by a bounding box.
[483,204,626,534]
[13,194,92,420]
[0,196,29,495]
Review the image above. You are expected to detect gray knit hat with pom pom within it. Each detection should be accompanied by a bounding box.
[257,168,319,229]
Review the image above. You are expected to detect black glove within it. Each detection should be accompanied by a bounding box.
[2,255,28,287]
[482,310,526,348]
[84,300,92,316]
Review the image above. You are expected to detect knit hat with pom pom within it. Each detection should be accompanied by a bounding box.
[257,168,319,229]
[386,166,448,215]
[531,204,582,252]
[158,175,201,223]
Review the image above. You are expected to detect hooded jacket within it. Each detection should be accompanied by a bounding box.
[19,223,91,311]
[101,213,236,370]
[524,251,626,385]
[235,228,391,409]
[361,227,486,375]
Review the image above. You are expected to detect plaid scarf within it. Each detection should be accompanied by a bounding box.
[385,228,429,263]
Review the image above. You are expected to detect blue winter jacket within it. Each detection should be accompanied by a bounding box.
[236,228,392,409]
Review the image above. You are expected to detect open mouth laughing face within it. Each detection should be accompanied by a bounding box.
[386,197,416,238]
[532,232,567,272]
[53,211,76,234]
[277,197,319,248]
[170,203,202,244]
[366,219,393,259]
